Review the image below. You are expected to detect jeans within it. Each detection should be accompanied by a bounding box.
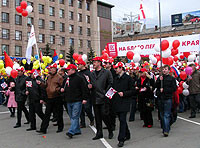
[67,101,82,135]
[178,94,185,112]
[158,99,172,133]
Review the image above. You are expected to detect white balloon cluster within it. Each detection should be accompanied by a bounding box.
[26,5,33,14]
[149,55,157,64]
[182,82,189,96]
[188,54,196,62]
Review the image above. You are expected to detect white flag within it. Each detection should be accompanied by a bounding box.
[26,25,36,64]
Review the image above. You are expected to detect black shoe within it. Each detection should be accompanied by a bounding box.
[103,127,108,129]
[90,121,94,126]
[66,132,73,139]
[92,135,103,140]
[74,132,81,135]
[108,131,114,139]
[118,141,124,147]
[13,124,21,128]
[26,128,36,131]
[56,129,63,133]
[125,135,131,141]
[53,123,58,126]
[163,132,168,137]
[51,118,57,122]
[189,115,196,118]
[24,121,30,124]
[36,130,46,134]
[129,119,135,122]
[80,125,86,128]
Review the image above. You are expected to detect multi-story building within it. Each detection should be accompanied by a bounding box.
[0,0,101,58]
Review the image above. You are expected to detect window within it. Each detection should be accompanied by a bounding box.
[69,0,73,6]
[38,19,45,29]
[1,45,9,55]
[69,25,74,34]
[15,46,22,56]
[69,11,73,20]
[78,13,82,22]
[15,30,22,40]
[50,35,55,44]
[15,0,22,7]
[98,5,112,20]
[49,7,55,16]
[86,2,90,11]
[2,29,9,39]
[2,0,9,7]
[87,28,91,36]
[15,14,22,25]
[2,12,9,23]
[60,23,65,32]
[27,17,33,25]
[78,26,82,35]
[60,36,65,45]
[77,0,82,9]
[86,15,90,24]
[49,21,55,30]
[39,34,45,43]
[38,4,44,14]
[78,39,83,48]
[69,38,74,47]
[59,0,64,4]
[59,9,64,18]
[87,40,91,48]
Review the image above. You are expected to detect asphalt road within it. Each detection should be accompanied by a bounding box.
[0,105,200,148]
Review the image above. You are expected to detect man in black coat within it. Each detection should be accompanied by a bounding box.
[91,57,114,140]
[156,65,177,137]
[77,60,94,128]
[112,62,135,147]
[25,69,45,131]
[14,67,29,128]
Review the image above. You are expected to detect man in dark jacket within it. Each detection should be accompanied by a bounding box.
[112,62,135,147]
[187,63,200,118]
[156,65,177,137]
[36,63,64,134]
[77,60,94,128]
[25,69,45,131]
[61,64,88,139]
[91,57,114,140]
[14,67,29,128]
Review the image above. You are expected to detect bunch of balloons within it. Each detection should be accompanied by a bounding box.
[16,1,33,17]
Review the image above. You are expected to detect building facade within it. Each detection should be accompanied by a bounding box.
[0,0,100,58]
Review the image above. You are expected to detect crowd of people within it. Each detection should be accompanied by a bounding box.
[0,57,200,147]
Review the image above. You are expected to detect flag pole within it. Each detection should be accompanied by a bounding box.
[35,42,42,74]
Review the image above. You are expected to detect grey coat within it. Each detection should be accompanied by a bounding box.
[91,68,113,105]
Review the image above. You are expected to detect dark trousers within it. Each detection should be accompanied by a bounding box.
[80,100,94,126]
[40,97,64,132]
[117,112,130,142]
[16,101,29,125]
[142,109,153,126]
[29,102,45,129]
[129,99,137,121]
[93,104,112,136]
[109,101,116,129]
[8,107,15,115]
[189,94,200,116]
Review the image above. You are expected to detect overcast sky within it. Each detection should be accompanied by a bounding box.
[100,0,200,28]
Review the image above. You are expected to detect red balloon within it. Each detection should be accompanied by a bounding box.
[179,81,184,89]
[59,59,65,67]
[22,10,28,17]
[168,57,173,66]
[20,1,27,9]
[102,53,109,60]
[171,48,178,56]
[126,51,134,60]
[102,50,106,55]
[177,87,183,94]
[131,62,135,67]
[162,58,168,65]
[183,52,190,58]
[77,55,83,62]
[161,40,169,51]
[16,6,23,13]
[174,56,178,62]
[155,55,161,61]
[73,53,79,60]
[11,70,18,79]
[180,71,187,80]
[172,40,180,49]
[180,55,185,59]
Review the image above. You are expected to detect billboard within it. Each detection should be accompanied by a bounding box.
[171,10,200,27]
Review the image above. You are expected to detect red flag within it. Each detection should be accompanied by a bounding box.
[40,50,43,62]
[4,51,14,68]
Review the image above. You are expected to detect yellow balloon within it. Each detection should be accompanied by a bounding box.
[59,54,63,59]
[41,63,46,70]
[1,68,5,73]
[33,66,37,69]
[45,68,48,73]
[48,57,52,64]
[22,59,26,65]
[31,56,34,61]
[0,63,4,69]
[0,60,3,64]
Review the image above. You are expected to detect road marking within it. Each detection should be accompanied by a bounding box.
[178,116,200,126]
[0,111,10,114]
[89,125,113,148]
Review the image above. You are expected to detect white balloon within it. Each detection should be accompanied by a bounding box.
[183,89,189,96]
[5,67,12,75]
[162,49,171,58]
[63,63,67,68]
[13,63,20,70]
[133,53,141,63]
[157,61,161,68]
[151,57,157,64]
[133,47,141,54]
[178,62,182,66]
[26,5,33,13]
[55,60,59,64]
[155,44,160,52]
[149,55,154,60]
[183,82,189,89]
[82,54,87,62]
[188,54,195,62]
